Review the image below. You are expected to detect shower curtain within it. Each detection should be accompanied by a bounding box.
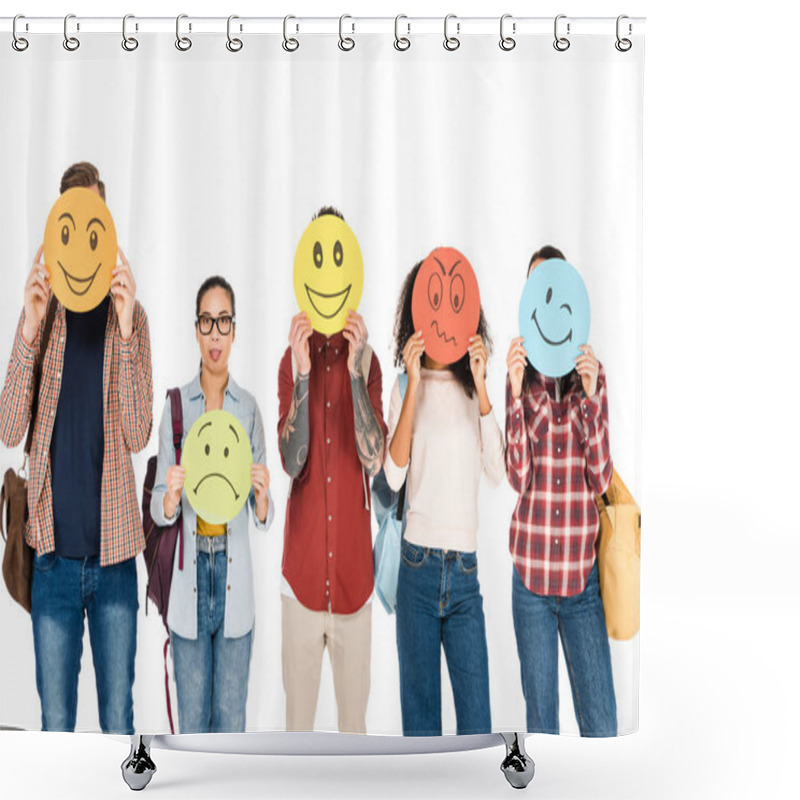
[0,16,643,738]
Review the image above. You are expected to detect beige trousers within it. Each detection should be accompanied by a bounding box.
[281,595,372,734]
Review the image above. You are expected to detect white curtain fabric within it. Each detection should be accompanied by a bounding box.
[0,29,643,735]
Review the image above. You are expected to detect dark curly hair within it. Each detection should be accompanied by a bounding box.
[523,245,580,395]
[392,260,492,399]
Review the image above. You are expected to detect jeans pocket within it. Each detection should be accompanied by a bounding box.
[457,551,478,575]
[401,540,427,568]
[33,551,58,572]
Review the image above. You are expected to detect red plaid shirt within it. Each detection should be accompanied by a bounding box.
[0,301,153,566]
[505,365,612,597]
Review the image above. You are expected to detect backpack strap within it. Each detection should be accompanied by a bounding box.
[167,388,185,571]
[395,373,410,522]
[24,297,59,457]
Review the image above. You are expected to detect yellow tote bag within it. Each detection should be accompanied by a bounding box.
[596,470,641,641]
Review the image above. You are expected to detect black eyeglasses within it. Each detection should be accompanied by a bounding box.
[196,314,234,336]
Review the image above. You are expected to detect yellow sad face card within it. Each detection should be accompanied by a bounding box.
[182,410,253,525]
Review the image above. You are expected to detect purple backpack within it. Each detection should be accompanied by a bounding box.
[142,388,184,624]
[141,388,183,734]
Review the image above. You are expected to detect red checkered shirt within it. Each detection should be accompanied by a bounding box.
[0,301,153,566]
[505,365,613,597]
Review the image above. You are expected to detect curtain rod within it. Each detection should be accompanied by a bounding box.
[1,16,646,36]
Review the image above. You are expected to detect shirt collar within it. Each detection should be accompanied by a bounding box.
[187,369,241,403]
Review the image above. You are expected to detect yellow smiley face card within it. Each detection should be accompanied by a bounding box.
[43,187,117,312]
[293,213,364,335]
[182,410,253,525]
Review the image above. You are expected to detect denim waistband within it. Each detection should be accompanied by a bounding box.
[403,541,476,559]
[195,535,228,554]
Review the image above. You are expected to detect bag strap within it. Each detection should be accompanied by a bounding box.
[0,480,7,544]
[167,388,185,572]
[163,632,175,734]
[395,373,409,523]
[24,298,59,457]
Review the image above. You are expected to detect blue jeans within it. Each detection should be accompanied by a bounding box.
[171,549,252,733]
[31,553,138,733]
[512,560,617,737]
[396,541,491,736]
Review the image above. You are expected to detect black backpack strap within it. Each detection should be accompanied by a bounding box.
[396,481,407,522]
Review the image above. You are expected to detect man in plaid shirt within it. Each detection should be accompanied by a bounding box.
[0,163,153,733]
[504,245,617,737]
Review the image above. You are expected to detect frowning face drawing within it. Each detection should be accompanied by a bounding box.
[182,410,253,525]
[411,247,481,365]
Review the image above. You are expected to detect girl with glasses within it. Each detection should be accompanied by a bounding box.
[149,276,274,733]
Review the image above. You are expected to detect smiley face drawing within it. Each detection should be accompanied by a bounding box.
[182,410,253,525]
[293,213,364,335]
[43,187,117,312]
[518,258,591,378]
[411,247,481,365]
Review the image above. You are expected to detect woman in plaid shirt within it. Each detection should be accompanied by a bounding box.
[505,245,616,737]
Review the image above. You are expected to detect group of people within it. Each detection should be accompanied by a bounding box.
[0,162,617,739]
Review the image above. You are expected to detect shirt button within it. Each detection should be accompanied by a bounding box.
[326,401,331,408]
[556,478,561,485]
[318,347,322,353]
[555,509,560,516]
[555,538,560,545]
[328,514,333,522]
[193,587,197,593]
[327,477,331,483]
[335,349,338,355]
[557,416,561,423]
[329,552,333,558]
[326,438,331,445]
[557,447,561,454]
[228,557,232,563]
[326,580,330,586]
[327,365,331,372]
[227,585,231,591]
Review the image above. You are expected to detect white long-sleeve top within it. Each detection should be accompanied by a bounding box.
[383,367,506,553]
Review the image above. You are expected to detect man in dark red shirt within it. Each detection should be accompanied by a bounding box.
[277,207,387,734]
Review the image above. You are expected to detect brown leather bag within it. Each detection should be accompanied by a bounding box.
[1,299,58,613]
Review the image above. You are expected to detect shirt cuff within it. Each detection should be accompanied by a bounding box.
[383,447,409,492]
[119,328,139,360]
[580,393,602,424]
[15,319,38,368]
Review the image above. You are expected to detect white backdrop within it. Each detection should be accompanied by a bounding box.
[1,1,800,799]
[0,22,642,736]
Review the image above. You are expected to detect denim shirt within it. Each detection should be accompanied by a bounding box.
[150,371,274,639]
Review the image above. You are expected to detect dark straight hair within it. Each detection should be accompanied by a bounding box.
[392,261,492,399]
[195,275,236,320]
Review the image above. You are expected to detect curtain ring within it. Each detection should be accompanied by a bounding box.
[176,14,192,51]
[553,14,570,52]
[443,14,460,51]
[12,15,29,52]
[499,13,516,51]
[615,15,632,52]
[227,15,243,52]
[339,15,355,51]
[394,14,410,51]
[122,14,138,51]
[63,14,80,51]
[283,15,299,52]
